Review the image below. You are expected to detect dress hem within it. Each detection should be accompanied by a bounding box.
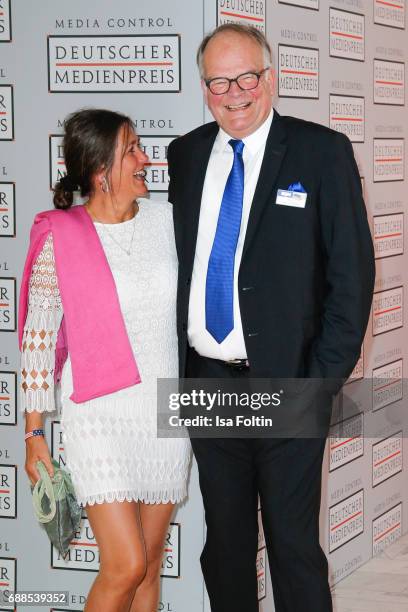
[78,485,187,507]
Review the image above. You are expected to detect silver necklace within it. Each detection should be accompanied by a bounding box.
[90,204,139,256]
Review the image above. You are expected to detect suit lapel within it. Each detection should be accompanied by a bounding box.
[242,112,288,259]
[183,124,218,274]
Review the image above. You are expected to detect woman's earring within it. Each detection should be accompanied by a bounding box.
[100,176,109,193]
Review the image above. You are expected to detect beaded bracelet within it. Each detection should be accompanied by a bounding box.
[24,428,45,441]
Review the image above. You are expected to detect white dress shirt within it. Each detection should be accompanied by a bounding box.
[188,108,274,360]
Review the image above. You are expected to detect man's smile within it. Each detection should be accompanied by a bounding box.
[225,101,252,111]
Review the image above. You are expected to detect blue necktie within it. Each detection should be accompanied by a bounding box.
[205,139,245,343]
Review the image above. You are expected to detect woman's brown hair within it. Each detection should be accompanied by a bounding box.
[53,108,134,209]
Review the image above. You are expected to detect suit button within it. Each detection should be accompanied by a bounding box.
[186,277,191,286]
[182,323,187,331]
[248,332,259,337]
[241,286,254,291]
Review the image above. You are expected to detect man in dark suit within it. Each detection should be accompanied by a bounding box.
[167,24,374,612]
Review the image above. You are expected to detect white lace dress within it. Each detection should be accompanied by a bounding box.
[21,199,191,506]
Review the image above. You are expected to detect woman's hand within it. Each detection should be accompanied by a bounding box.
[25,436,54,485]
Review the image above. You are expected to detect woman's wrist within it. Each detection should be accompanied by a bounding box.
[24,429,45,442]
[24,409,44,431]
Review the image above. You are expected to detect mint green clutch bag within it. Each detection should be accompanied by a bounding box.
[32,459,82,555]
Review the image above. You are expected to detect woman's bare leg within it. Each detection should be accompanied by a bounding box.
[129,502,175,612]
[84,500,146,612]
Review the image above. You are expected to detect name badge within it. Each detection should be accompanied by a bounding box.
[276,189,307,208]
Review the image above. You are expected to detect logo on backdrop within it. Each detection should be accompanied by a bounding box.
[50,134,175,193]
[329,413,364,472]
[347,349,364,383]
[278,0,319,10]
[372,432,403,488]
[257,509,266,600]
[49,135,65,188]
[0,556,16,608]
[329,94,364,143]
[329,489,364,553]
[373,213,404,259]
[161,523,180,578]
[217,0,266,31]
[278,44,319,98]
[258,507,265,550]
[373,503,402,556]
[0,0,11,42]
[0,464,16,518]
[48,35,181,93]
[373,138,405,182]
[374,0,405,29]
[0,371,16,425]
[0,182,15,237]
[0,277,16,332]
[157,603,177,612]
[140,135,175,192]
[330,554,363,585]
[0,85,13,140]
[372,358,403,412]
[372,286,403,336]
[330,94,365,142]
[374,60,405,105]
[52,513,99,571]
[51,421,66,468]
[257,547,266,601]
[329,8,365,62]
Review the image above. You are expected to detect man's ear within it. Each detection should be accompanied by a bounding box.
[201,79,209,106]
[265,67,276,97]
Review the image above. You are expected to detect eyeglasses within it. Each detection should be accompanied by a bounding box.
[204,67,270,95]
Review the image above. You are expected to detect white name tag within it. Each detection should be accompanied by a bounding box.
[276,189,307,208]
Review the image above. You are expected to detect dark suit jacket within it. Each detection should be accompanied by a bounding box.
[167,110,375,384]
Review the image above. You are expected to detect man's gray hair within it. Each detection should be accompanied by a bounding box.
[197,24,273,77]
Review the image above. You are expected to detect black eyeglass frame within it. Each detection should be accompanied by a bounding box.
[204,67,271,95]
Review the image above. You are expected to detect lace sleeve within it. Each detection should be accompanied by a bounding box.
[20,234,64,413]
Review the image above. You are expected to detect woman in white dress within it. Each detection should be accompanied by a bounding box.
[21,109,191,612]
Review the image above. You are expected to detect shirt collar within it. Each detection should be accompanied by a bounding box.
[215,107,274,156]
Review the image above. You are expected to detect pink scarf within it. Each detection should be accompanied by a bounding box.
[18,205,141,403]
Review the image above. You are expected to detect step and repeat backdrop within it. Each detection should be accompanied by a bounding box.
[0,1,407,611]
